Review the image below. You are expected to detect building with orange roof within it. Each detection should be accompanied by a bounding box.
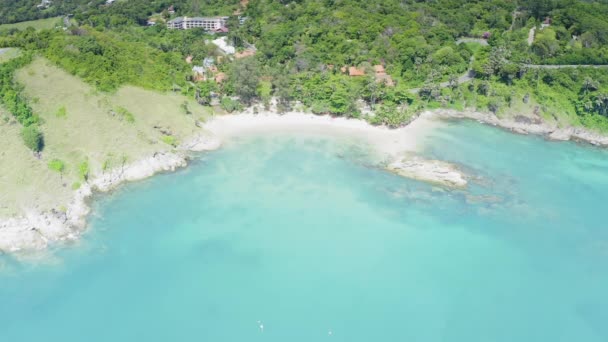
[348,66,365,77]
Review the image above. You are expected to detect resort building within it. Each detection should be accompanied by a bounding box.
[167,16,229,31]
[37,0,52,9]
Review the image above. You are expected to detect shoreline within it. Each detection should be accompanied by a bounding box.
[0,133,221,256]
[1,108,607,256]
[428,109,608,147]
[202,111,440,157]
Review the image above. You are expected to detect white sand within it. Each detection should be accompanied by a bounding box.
[204,111,442,157]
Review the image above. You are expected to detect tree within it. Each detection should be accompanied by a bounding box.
[532,28,560,58]
[272,70,293,111]
[229,57,261,105]
[21,125,44,152]
[581,77,599,95]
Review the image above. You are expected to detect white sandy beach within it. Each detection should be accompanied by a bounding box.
[204,111,441,157]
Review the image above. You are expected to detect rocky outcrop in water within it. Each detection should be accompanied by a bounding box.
[387,155,468,188]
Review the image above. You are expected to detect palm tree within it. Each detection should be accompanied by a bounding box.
[581,77,599,95]
[583,99,594,112]
[594,93,608,116]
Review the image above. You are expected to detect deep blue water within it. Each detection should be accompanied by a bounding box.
[1,121,607,341]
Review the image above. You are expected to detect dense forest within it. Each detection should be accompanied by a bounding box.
[2,0,608,150]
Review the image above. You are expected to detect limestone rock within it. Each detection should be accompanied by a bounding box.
[387,155,467,188]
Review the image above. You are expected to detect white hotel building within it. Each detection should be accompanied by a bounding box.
[167,16,229,31]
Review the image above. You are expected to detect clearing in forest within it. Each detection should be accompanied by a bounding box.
[0,17,63,31]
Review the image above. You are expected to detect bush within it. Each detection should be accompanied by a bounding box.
[21,125,44,152]
[310,101,330,114]
[55,106,67,118]
[161,135,177,146]
[48,159,65,173]
[116,107,135,123]
[78,159,89,181]
[368,103,416,128]
[220,97,242,113]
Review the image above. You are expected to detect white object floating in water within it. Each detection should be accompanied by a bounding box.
[328,330,333,336]
[257,321,264,332]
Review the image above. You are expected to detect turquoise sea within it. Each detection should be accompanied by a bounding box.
[1,120,608,341]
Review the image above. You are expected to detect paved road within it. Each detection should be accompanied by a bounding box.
[524,64,608,69]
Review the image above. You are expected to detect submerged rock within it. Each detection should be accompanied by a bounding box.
[387,155,468,188]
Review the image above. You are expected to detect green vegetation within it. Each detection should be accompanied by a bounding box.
[48,158,66,178]
[43,29,189,92]
[1,0,608,133]
[0,52,46,150]
[55,105,67,118]
[369,104,419,128]
[160,135,177,146]
[0,53,37,126]
[0,17,63,31]
[228,57,261,105]
[78,159,90,181]
[116,106,135,123]
[20,125,44,152]
[220,97,242,113]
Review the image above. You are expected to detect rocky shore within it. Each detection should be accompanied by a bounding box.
[0,132,221,255]
[427,109,608,147]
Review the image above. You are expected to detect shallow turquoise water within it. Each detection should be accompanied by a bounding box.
[1,121,608,341]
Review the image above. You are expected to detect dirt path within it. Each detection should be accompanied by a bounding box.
[455,37,488,46]
[527,26,536,45]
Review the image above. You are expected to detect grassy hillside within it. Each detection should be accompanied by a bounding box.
[0,105,68,217]
[0,57,211,216]
[0,17,63,31]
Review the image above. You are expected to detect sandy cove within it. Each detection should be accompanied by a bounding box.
[204,111,468,187]
[3,108,607,255]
